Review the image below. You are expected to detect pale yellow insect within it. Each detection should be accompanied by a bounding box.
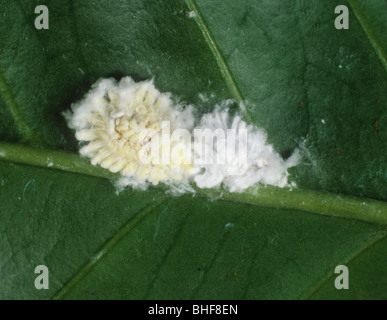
[64,77,197,186]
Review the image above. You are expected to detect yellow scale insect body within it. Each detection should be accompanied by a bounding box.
[64,77,198,186]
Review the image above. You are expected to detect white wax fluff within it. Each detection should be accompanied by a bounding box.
[64,77,299,193]
[193,106,300,192]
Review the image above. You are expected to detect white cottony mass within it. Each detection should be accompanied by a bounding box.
[64,77,299,192]
[193,107,300,192]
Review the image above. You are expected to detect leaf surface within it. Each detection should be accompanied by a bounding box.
[0,0,386,299]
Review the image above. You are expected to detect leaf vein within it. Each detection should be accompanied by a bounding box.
[0,72,39,144]
[184,0,252,121]
[51,195,169,300]
[349,0,387,73]
[300,230,387,299]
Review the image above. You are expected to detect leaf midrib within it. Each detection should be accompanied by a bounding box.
[0,141,387,225]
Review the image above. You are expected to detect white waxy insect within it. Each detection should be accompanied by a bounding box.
[64,77,299,192]
[64,77,197,187]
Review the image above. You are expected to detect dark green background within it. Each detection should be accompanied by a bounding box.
[0,0,386,299]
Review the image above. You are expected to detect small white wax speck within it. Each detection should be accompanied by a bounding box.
[92,251,104,262]
[339,65,343,69]
[321,119,325,124]
[198,93,208,102]
[188,11,197,18]
[225,222,234,229]
[47,162,54,167]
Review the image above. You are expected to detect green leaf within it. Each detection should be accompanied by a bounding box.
[0,0,386,299]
